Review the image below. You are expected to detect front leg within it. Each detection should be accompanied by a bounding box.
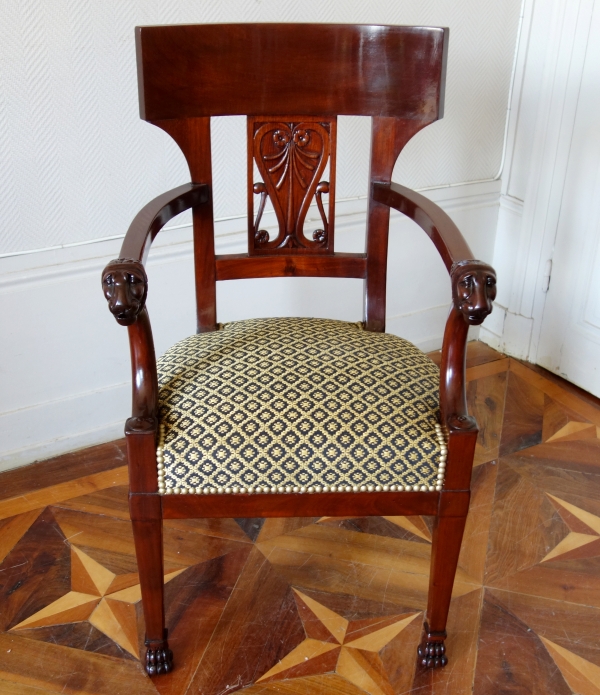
[130,495,172,676]
[418,513,468,668]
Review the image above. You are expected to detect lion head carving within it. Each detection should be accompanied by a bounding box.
[101,258,148,326]
[451,260,496,325]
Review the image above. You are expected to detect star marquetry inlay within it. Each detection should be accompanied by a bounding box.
[546,421,600,443]
[542,494,600,563]
[541,637,600,695]
[258,589,420,695]
[10,545,184,657]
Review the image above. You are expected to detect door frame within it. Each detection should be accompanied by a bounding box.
[480,0,596,365]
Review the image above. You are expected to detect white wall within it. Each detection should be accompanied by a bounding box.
[0,0,520,255]
[0,0,520,471]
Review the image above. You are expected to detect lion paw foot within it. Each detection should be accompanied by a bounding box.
[418,623,448,668]
[145,643,173,676]
[418,640,447,668]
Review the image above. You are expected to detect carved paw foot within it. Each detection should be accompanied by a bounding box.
[145,643,173,676]
[418,640,447,668]
[418,623,448,668]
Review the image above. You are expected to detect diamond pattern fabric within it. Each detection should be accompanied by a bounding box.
[156,318,444,495]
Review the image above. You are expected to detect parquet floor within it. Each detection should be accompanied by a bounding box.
[1,343,600,695]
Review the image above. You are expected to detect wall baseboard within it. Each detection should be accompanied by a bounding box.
[0,382,128,472]
[0,421,126,474]
[0,180,500,471]
[479,295,537,362]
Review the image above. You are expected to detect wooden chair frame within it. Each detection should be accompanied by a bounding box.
[100,24,496,676]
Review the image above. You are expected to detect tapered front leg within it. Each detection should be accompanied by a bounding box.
[130,494,172,675]
[419,511,468,668]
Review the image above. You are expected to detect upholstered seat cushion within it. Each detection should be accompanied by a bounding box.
[156,317,446,495]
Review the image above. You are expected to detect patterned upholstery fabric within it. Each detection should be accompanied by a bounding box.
[156,318,446,495]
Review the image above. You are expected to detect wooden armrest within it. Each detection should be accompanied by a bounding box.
[125,308,159,426]
[100,183,208,327]
[372,181,472,271]
[372,181,497,430]
[120,183,209,264]
[372,182,496,321]
[100,184,208,428]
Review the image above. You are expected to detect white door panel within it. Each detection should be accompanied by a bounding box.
[537,0,600,396]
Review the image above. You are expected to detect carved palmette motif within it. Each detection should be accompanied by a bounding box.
[248,116,336,253]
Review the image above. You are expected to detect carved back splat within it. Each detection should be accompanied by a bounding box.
[248,116,336,254]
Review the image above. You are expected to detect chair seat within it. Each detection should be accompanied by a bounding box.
[156,317,446,495]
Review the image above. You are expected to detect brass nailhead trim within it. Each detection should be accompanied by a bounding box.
[158,423,448,495]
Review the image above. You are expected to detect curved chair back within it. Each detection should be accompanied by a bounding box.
[135,24,449,332]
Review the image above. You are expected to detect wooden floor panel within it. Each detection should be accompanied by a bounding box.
[1,343,599,694]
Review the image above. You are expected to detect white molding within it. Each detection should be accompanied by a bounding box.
[500,0,536,198]
[518,0,593,314]
[527,0,595,362]
[502,311,534,360]
[499,194,524,216]
[480,301,507,341]
[0,179,499,282]
[0,179,499,260]
[479,300,533,360]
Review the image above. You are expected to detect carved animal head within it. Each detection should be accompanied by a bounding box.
[101,259,148,326]
[451,260,496,325]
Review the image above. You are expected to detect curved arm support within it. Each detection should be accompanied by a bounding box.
[101,184,207,430]
[439,306,473,429]
[101,183,209,327]
[442,259,497,431]
[125,307,159,430]
[372,182,473,270]
[372,181,497,429]
[121,182,209,264]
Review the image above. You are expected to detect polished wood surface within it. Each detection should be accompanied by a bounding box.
[119,183,209,264]
[136,24,448,120]
[214,253,366,280]
[99,22,496,676]
[364,118,434,332]
[248,116,336,253]
[148,118,217,332]
[3,349,600,693]
[160,491,442,519]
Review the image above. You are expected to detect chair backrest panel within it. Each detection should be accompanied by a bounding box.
[135,24,448,332]
[248,115,337,254]
[136,24,447,120]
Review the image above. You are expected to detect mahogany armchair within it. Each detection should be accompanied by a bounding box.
[101,24,496,677]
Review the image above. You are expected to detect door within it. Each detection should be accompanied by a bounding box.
[536,0,600,397]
